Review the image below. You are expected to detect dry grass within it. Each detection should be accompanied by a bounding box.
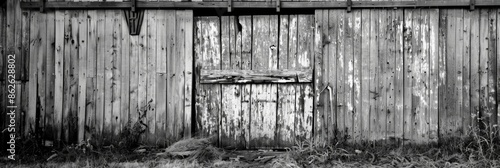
[2,128,500,168]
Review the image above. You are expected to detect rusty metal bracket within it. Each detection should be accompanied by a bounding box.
[124,9,145,36]
[470,0,475,11]
[276,0,281,12]
[347,0,352,12]
[228,0,232,12]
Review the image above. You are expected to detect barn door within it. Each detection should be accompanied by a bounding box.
[194,15,315,149]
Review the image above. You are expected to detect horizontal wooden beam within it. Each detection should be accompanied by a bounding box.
[200,69,313,84]
[20,1,500,10]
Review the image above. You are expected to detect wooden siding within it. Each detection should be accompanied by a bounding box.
[0,1,193,148]
[313,8,498,144]
[1,0,500,151]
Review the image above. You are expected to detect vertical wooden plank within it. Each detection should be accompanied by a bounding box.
[54,10,64,143]
[344,11,354,142]
[403,9,413,143]
[120,10,130,137]
[470,10,480,132]
[352,10,362,142]
[77,10,88,143]
[377,10,387,142]
[221,15,239,148]
[479,9,489,131]
[412,8,424,142]
[85,10,97,141]
[103,9,114,143]
[394,9,404,143]
[429,9,440,143]
[12,0,24,140]
[112,10,122,139]
[183,10,193,139]
[462,9,472,136]
[20,8,31,139]
[95,10,106,145]
[69,10,80,143]
[497,9,500,132]
[277,14,295,147]
[37,11,47,142]
[250,15,278,148]
[360,9,370,142]
[137,10,148,143]
[327,10,338,143]
[336,10,346,141]
[438,9,448,140]
[320,10,329,143]
[240,15,252,148]
[368,9,379,142]
[487,9,497,130]
[421,9,431,143]
[61,10,71,142]
[37,12,48,142]
[45,11,56,142]
[174,10,189,142]
[168,12,179,143]
[155,10,167,146]
[296,15,313,144]
[26,10,38,137]
[128,12,140,139]
[456,9,465,137]
[313,10,324,143]
[146,9,157,144]
[386,10,396,143]
[288,14,299,144]
[195,16,221,143]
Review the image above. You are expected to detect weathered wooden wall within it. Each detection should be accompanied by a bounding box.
[314,8,500,144]
[1,0,500,151]
[0,0,193,149]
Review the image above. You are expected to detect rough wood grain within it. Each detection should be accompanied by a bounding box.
[336,10,346,141]
[352,10,362,143]
[103,10,114,143]
[37,12,48,143]
[369,9,379,142]
[77,10,88,143]
[385,10,396,143]
[54,10,65,143]
[95,10,106,145]
[120,9,130,138]
[201,69,313,84]
[146,9,157,144]
[429,9,439,142]
[85,10,98,141]
[250,15,278,148]
[438,9,448,140]
[183,10,193,139]
[394,9,404,143]
[277,14,295,147]
[487,9,497,131]
[327,10,338,143]
[479,9,489,131]
[195,16,221,143]
[313,10,325,143]
[155,10,167,146]
[360,9,371,142]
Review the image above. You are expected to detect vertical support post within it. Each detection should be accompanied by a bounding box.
[228,0,232,12]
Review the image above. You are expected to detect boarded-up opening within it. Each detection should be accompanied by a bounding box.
[194,15,315,149]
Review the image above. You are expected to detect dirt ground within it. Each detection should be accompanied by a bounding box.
[2,137,500,168]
